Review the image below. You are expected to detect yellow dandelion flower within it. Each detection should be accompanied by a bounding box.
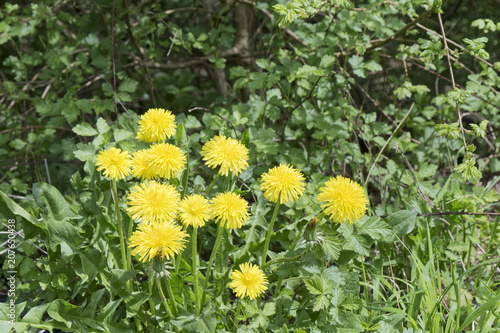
[95,147,132,180]
[317,176,369,225]
[211,192,249,229]
[127,181,181,223]
[129,221,188,262]
[179,194,211,228]
[260,164,306,204]
[136,108,177,142]
[130,149,158,180]
[229,263,268,300]
[201,135,249,176]
[148,143,186,179]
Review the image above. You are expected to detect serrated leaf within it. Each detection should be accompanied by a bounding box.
[255,59,275,71]
[357,216,392,241]
[323,266,345,287]
[313,294,330,311]
[344,234,370,256]
[483,190,499,203]
[73,143,96,162]
[118,78,138,93]
[114,129,133,142]
[96,118,111,134]
[305,275,332,295]
[73,123,98,136]
[321,235,341,260]
[296,65,324,77]
[229,66,248,78]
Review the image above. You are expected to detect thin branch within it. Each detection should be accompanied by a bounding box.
[416,22,495,68]
[365,103,414,188]
[438,11,468,153]
[0,126,74,134]
[188,107,239,140]
[366,5,439,53]
[378,211,500,218]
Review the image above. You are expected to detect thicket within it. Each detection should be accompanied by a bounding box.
[0,0,499,332]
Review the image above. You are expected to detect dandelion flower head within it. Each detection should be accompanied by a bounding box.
[260,164,306,204]
[317,175,369,225]
[201,135,249,176]
[129,221,188,262]
[130,149,158,180]
[148,143,186,179]
[95,147,132,180]
[127,181,180,223]
[211,192,249,229]
[179,194,211,228]
[136,108,177,142]
[229,263,268,300]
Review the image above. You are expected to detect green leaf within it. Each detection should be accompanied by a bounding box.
[384,210,417,239]
[344,233,370,256]
[434,123,460,139]
[118,78,139,93]
[96,118,111,134]
[483,190,499,203]
[357,216,392,241]
[348,55,366,78]
[447,87,472,103]
[73,123,98,136]
[171,303,217,333]
[114,129,133,142]
[0,190,45,231]
[305,275,332,295]
[321,235,342,260]
[229,66,248,78]
[313,294,330,311]
[455,157,481,181]
[469,119,488,139]
[32,183,79,222]
[74,143,96,162]
[296,65,324,77]
[10,138,27,150]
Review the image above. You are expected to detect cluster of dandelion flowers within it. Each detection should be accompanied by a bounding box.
[148,143,186,179]
[201,135,249,176]
[317,175,369,225]
[229,263,268,300]
[127,181,181,223]
[211,192,250,229]
[95,147,132,180]
[179,194,212,228]
[136,108,177,142]
[129,221,188,262]
[130,149,158,180]
[260,164,306,204]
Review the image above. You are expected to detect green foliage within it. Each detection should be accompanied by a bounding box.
[1,0,499,331]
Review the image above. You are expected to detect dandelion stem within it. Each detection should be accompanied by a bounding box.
[156,277,174,319]
[112,180,129,273]
[164,275,178,316]
[261,202,280,267]
[148,278,156,317]
[192,226,200,312]
[200,225,224,314]
[205,173,220,195]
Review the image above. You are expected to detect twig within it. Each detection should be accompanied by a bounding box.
[365,104,414,188]
[416,23,495,69]
[395,143,435,207]
[438,11,468,153]
[188,107,239,140]
[366,4,439,53]
[378,211,500,218]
